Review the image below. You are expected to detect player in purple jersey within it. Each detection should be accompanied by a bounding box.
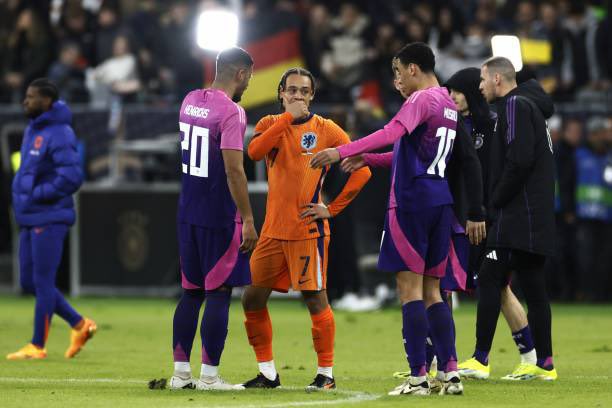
[169,47,257,391]
[311,43,463,396]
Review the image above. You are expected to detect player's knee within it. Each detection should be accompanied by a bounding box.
[205,286,232,298]
[396,274,422,303]
[183,288,205,300]
[241,286,268,311]
[302,291,328,314]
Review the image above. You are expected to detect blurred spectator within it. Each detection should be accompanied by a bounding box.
[514,0,538,36]
[88,35,141,106]
[2,8,55,103]
[95,4,124,64]
[548,117,582,300]
[56,2,97,66]
[429,6,462,52]
[371,22,403,114]
[48,42,89,103]
[594,6,612,88]
[320,2,373,102]
[301,3,333,79]
[158,1,204,102]
[126,0,165,100]
[531,2,566,95]
[560,2,600,95]
[575,116,612,301]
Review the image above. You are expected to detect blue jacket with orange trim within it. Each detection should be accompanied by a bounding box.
[12,100,83,227]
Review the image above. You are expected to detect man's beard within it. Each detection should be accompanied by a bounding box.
[25,108,43,119]
[232,93,242,103]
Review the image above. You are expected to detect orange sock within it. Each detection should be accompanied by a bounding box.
[244,308,273,362]
[310,306,335,367]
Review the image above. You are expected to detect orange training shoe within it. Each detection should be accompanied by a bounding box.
[6,343,47,360]
[65,318,97,358]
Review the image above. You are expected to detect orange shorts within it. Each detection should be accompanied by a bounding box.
[250,235,330,292]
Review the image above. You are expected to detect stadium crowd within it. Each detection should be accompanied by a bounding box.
[0,0,611,302]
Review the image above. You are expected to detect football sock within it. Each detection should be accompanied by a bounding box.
[244,308,274,363]
[402,300,428,377]
[201,363,218,378]
[537,356,554,370]
[201,290,231,366]
[310,306,335,368]
[512,325,537,364]
[514,266,553,367]
[172,289,205,362]
[473,348,489,366]
[427,301,458,373]
[317,366,333,378]
[258,360,278,381]
[174,361,191,378]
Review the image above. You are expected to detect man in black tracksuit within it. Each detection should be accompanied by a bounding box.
[474,57,557,381]
[446,68,544,379]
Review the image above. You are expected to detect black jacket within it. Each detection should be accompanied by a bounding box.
[487,79,556,256]
[445,68,495,221]
[447,117,485,226]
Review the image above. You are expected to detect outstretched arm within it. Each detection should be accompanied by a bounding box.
[363,152,393,168]
[309,120,405,168]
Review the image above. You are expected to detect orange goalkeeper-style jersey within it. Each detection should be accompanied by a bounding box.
[248,112,371,241]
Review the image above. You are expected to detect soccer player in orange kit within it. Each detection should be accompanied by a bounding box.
[240,68,371,390]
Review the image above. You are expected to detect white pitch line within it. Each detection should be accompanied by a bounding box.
[0,378,382,407]
[0,377,144,384]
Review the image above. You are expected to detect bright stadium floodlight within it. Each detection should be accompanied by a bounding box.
[196,10,239,51]
[491,35,523,72]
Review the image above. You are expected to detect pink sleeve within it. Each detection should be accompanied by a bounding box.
[336,92,429,158]
[220,106,247,150]
[363,152,393,168]
[336,120,405,158]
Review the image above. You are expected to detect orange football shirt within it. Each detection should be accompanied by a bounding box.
[248,112,370,241]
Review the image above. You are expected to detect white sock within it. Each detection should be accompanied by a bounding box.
[445,371,459,381]
[201,364,219,379]
[520,349,537,365]
[258,360,277,381]
[317,366,333,378]
[409,375,427,385]
[174,362,191,379]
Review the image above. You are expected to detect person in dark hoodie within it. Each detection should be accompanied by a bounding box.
[7,79,97,361]
[471,57,557,381]
[446,68,541,380]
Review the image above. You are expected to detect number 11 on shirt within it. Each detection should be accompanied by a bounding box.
[180,122,209,178]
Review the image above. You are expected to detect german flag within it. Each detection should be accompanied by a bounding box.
[239,14,304,108]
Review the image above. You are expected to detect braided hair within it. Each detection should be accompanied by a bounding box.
[277,67,316,111]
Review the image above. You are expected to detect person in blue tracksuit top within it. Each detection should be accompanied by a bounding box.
[7,78,97,360]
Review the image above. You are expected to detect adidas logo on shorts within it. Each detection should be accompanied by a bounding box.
[486,250,498,260]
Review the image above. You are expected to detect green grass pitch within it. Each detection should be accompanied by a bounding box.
[1,296,611,407]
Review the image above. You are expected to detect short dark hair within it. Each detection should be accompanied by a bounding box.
[29,78,59,102]
[216,47,254,78]
[482,56,516,82]
[277,67,316,110]
[394,42,435,73]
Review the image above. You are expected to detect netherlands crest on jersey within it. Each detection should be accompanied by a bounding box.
[300,132,317,152]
